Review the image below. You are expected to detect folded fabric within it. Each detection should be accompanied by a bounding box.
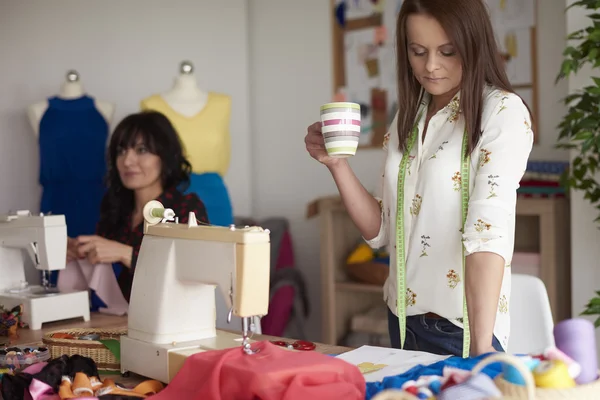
[365,353,503,399]
[57,259,128,316]
[151,341,366,400]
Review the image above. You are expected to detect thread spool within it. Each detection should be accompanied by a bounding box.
[554,318,599,384]
[533,360,576,388]
[142,200,176,225]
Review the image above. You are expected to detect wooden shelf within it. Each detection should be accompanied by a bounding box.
[309,195,572,346]
[336,281,384,293]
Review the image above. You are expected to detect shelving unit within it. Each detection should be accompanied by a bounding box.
[308,195,571,346]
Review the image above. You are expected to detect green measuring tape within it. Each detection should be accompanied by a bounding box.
[395,112,471,358]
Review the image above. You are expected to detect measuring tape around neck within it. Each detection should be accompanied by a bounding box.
[395,112,471,358]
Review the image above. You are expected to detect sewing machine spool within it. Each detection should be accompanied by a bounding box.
[143,200,175,225]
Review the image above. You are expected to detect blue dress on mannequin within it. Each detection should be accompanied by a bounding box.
[38,95,108,299]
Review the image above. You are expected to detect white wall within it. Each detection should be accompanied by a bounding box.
[565,0,600,361]
[0,0,252,217]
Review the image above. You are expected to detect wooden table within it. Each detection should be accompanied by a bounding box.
[3,313,352,386]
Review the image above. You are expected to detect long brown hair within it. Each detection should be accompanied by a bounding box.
[395,0,530,155]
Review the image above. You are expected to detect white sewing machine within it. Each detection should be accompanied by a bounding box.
[0,210,90,330]
[120,201,271,383]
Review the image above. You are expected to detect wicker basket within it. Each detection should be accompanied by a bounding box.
[472,353,600,399]
[346,261,389,286]
[42,327,126,371]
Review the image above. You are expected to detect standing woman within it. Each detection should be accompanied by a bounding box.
[305,0,533,357]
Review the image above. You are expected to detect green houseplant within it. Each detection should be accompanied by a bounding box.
[556,0,600,326]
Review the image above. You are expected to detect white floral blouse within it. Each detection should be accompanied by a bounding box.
[365,85,534,350]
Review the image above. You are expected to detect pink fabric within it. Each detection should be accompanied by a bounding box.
[261,231,296,336]
[24,379,98,400]
[150,341,365,400]
[57,259,128,315]
[22,362,48,375]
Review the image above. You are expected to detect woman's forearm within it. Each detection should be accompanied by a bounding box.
[465,251,505,355]
[328,160,382,240]
[119,244,134,268]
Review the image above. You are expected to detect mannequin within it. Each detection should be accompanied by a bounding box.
[28,70,114,136]
[160,61,209,117]
[29,70,115,298]
[140,60,234,225]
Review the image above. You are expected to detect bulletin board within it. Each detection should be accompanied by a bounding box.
[330,0,539,148]
[486,0,539,142]
[330,0,402,148]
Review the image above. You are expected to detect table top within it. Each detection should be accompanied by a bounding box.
[3,313,352,387]
[6,313,351,355]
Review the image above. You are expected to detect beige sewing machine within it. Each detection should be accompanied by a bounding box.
[0,210,90,330]
[120,200,271,383]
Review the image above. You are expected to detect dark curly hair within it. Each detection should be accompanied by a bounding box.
[100,111,192,227]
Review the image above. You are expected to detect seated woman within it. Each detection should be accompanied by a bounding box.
[67,111,209,302]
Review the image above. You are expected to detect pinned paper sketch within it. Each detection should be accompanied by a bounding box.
[335,345,450,382]
[331,0,402,147]
[497,27,532,85]
[485,0,535,30]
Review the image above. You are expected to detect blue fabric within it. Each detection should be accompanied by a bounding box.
[38,95,108,295]
[186,172,233,227]
[364,353,504,399]
[387,307,504,356]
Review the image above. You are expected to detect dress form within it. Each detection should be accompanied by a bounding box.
[27,70,115,136]
[160,61,209,117]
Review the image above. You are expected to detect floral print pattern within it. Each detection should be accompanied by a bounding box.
[498,295,508,314]
[410,194,422,216]
[430,140,449,159]
[446,269,460,289]
[383,131,391,149]
[487,174,499,198]
[474,219,492,232]
[497,95,509,114]
[447,96,460,123]
[479,149,491,167]
[420,235,430,257]
[406,288,417,307]
[452,171,462,191]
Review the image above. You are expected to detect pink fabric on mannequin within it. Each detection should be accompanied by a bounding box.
[150,341,365,400]
[57,259,128,315]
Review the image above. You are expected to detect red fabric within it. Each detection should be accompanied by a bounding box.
[150,341,365,400]
[261,231,296,336]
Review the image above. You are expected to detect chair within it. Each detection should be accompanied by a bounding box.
[507,273,555,354]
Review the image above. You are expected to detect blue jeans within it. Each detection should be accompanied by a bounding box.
[387,307,504,356]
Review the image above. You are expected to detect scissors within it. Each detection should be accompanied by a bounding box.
[270,340,316,351]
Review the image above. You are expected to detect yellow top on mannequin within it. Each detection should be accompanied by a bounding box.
[140,92,231,176]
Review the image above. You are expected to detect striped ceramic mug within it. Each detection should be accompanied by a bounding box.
[320,102,361,158]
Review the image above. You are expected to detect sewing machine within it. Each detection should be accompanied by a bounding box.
[0,210,90,330]
[120,200,271,383]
